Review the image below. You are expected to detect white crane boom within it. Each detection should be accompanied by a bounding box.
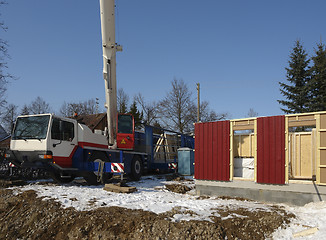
[99,0,122,148]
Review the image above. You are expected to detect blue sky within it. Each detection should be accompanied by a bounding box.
[2,0,326,119]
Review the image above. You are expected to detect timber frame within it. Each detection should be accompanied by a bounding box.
[228,111,326,185]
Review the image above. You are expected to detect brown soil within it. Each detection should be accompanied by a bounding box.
[165,183,192,194]
[0,181,295,240]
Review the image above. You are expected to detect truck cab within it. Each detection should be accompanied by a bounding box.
[6,114,108,171]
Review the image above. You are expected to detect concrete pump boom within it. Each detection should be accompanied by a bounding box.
[99,0,122,148]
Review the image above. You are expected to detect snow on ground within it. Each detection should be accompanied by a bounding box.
[10,175,326,239]
[272,201,326,239]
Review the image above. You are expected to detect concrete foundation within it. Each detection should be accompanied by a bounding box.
[195,179,326,206]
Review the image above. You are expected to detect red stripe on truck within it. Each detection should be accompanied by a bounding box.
[53,145,78,168]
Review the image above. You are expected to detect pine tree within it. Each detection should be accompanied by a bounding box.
[129,100,143,129]
[120,102,128,114]
[307,42,326,111]
[278,40,311,113]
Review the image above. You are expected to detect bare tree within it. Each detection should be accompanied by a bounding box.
[158,78,194,134]
[29,96,51,114]
[247,108,258,118]
[117,88,129,113]
[20,104,30,115]
[59,101,70,117]
[83,99,97,115]
[196,101,229,122]
[135,93,158,125]
[59,99,98,117]
[1,103,18,133]
[0,1,13,116]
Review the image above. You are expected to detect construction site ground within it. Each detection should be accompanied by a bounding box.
[0,174,324,239]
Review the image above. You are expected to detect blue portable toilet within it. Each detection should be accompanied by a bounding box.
[177,148,194,175]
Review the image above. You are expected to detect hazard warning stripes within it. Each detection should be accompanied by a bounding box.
[168,163,177,169]
[9,162,15,167]
[111,163,124,173]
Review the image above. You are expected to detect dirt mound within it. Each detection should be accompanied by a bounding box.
[165,183,192,194]
[210,205,294,239]
[0,188,295,240]
[165,173,185,181]
[0,179,26,188]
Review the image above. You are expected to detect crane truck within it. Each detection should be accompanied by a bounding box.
[4,0,194,184]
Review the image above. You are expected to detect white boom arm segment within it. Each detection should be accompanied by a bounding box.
[99,0,122,148]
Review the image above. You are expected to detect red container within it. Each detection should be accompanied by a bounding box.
[257,115,285,184]
[195,121,230,181]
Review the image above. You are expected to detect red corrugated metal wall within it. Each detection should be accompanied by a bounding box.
[195,121,230,181]
[257,115,285,184]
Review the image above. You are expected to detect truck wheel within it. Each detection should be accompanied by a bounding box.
[130,157,143,181]
[84,172,100,185]
[84,172,113,185]
[50,172,75,184]
[84,152,112,185]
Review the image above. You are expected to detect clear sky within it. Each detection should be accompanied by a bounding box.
[2,0,326,119]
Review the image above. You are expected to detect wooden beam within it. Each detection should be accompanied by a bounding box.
[103,183,137,193]
[232,124,255,131]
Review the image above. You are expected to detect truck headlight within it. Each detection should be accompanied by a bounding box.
[39,154,53,159]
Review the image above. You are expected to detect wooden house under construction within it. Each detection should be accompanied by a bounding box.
[194,111,326,205]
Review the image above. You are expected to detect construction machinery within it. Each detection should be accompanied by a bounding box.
[5,0,193,184]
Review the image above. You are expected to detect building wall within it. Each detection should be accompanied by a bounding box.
[256,115,285,184]
[194,121,230,181]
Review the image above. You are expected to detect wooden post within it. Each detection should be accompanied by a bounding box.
[229,121,234,181]
[196,83,200,122]
[285,116,289,184]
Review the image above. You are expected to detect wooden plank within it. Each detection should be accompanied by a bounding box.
[229,121,233,180]
[288,120,316,127]
[316,114,321,184]
[233,134,255,158]
[293,227,319,238]
[103,184,137,193]
[285,116,289,183]
[289,131,316,179]
[287,114,316,128]
[231,119,255,131]
[254,119,257,182]
[232,124,255,131]
[154,135,164,160]
[301,134,312,177]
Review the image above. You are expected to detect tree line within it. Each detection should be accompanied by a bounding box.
[0,79,227,135]
[0,1,226,135]
[117,78,228,133]
[5,1,326,136]
[278,40,326,113]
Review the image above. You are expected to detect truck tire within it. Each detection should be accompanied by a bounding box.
[84,172,112,185]
[84,172,100,185]
[130,156,143,181]
[50,172,75,184]
[84,152,112,185]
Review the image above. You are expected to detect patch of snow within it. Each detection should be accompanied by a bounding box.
[273,201,326,239]
[10,175,326,239]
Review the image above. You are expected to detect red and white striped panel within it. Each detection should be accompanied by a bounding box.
[111,163,124,173]
[9,162,15,167]
[168,163,177,169]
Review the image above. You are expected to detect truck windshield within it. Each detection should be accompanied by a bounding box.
[118,114,133,134]
[12,115,50,140]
